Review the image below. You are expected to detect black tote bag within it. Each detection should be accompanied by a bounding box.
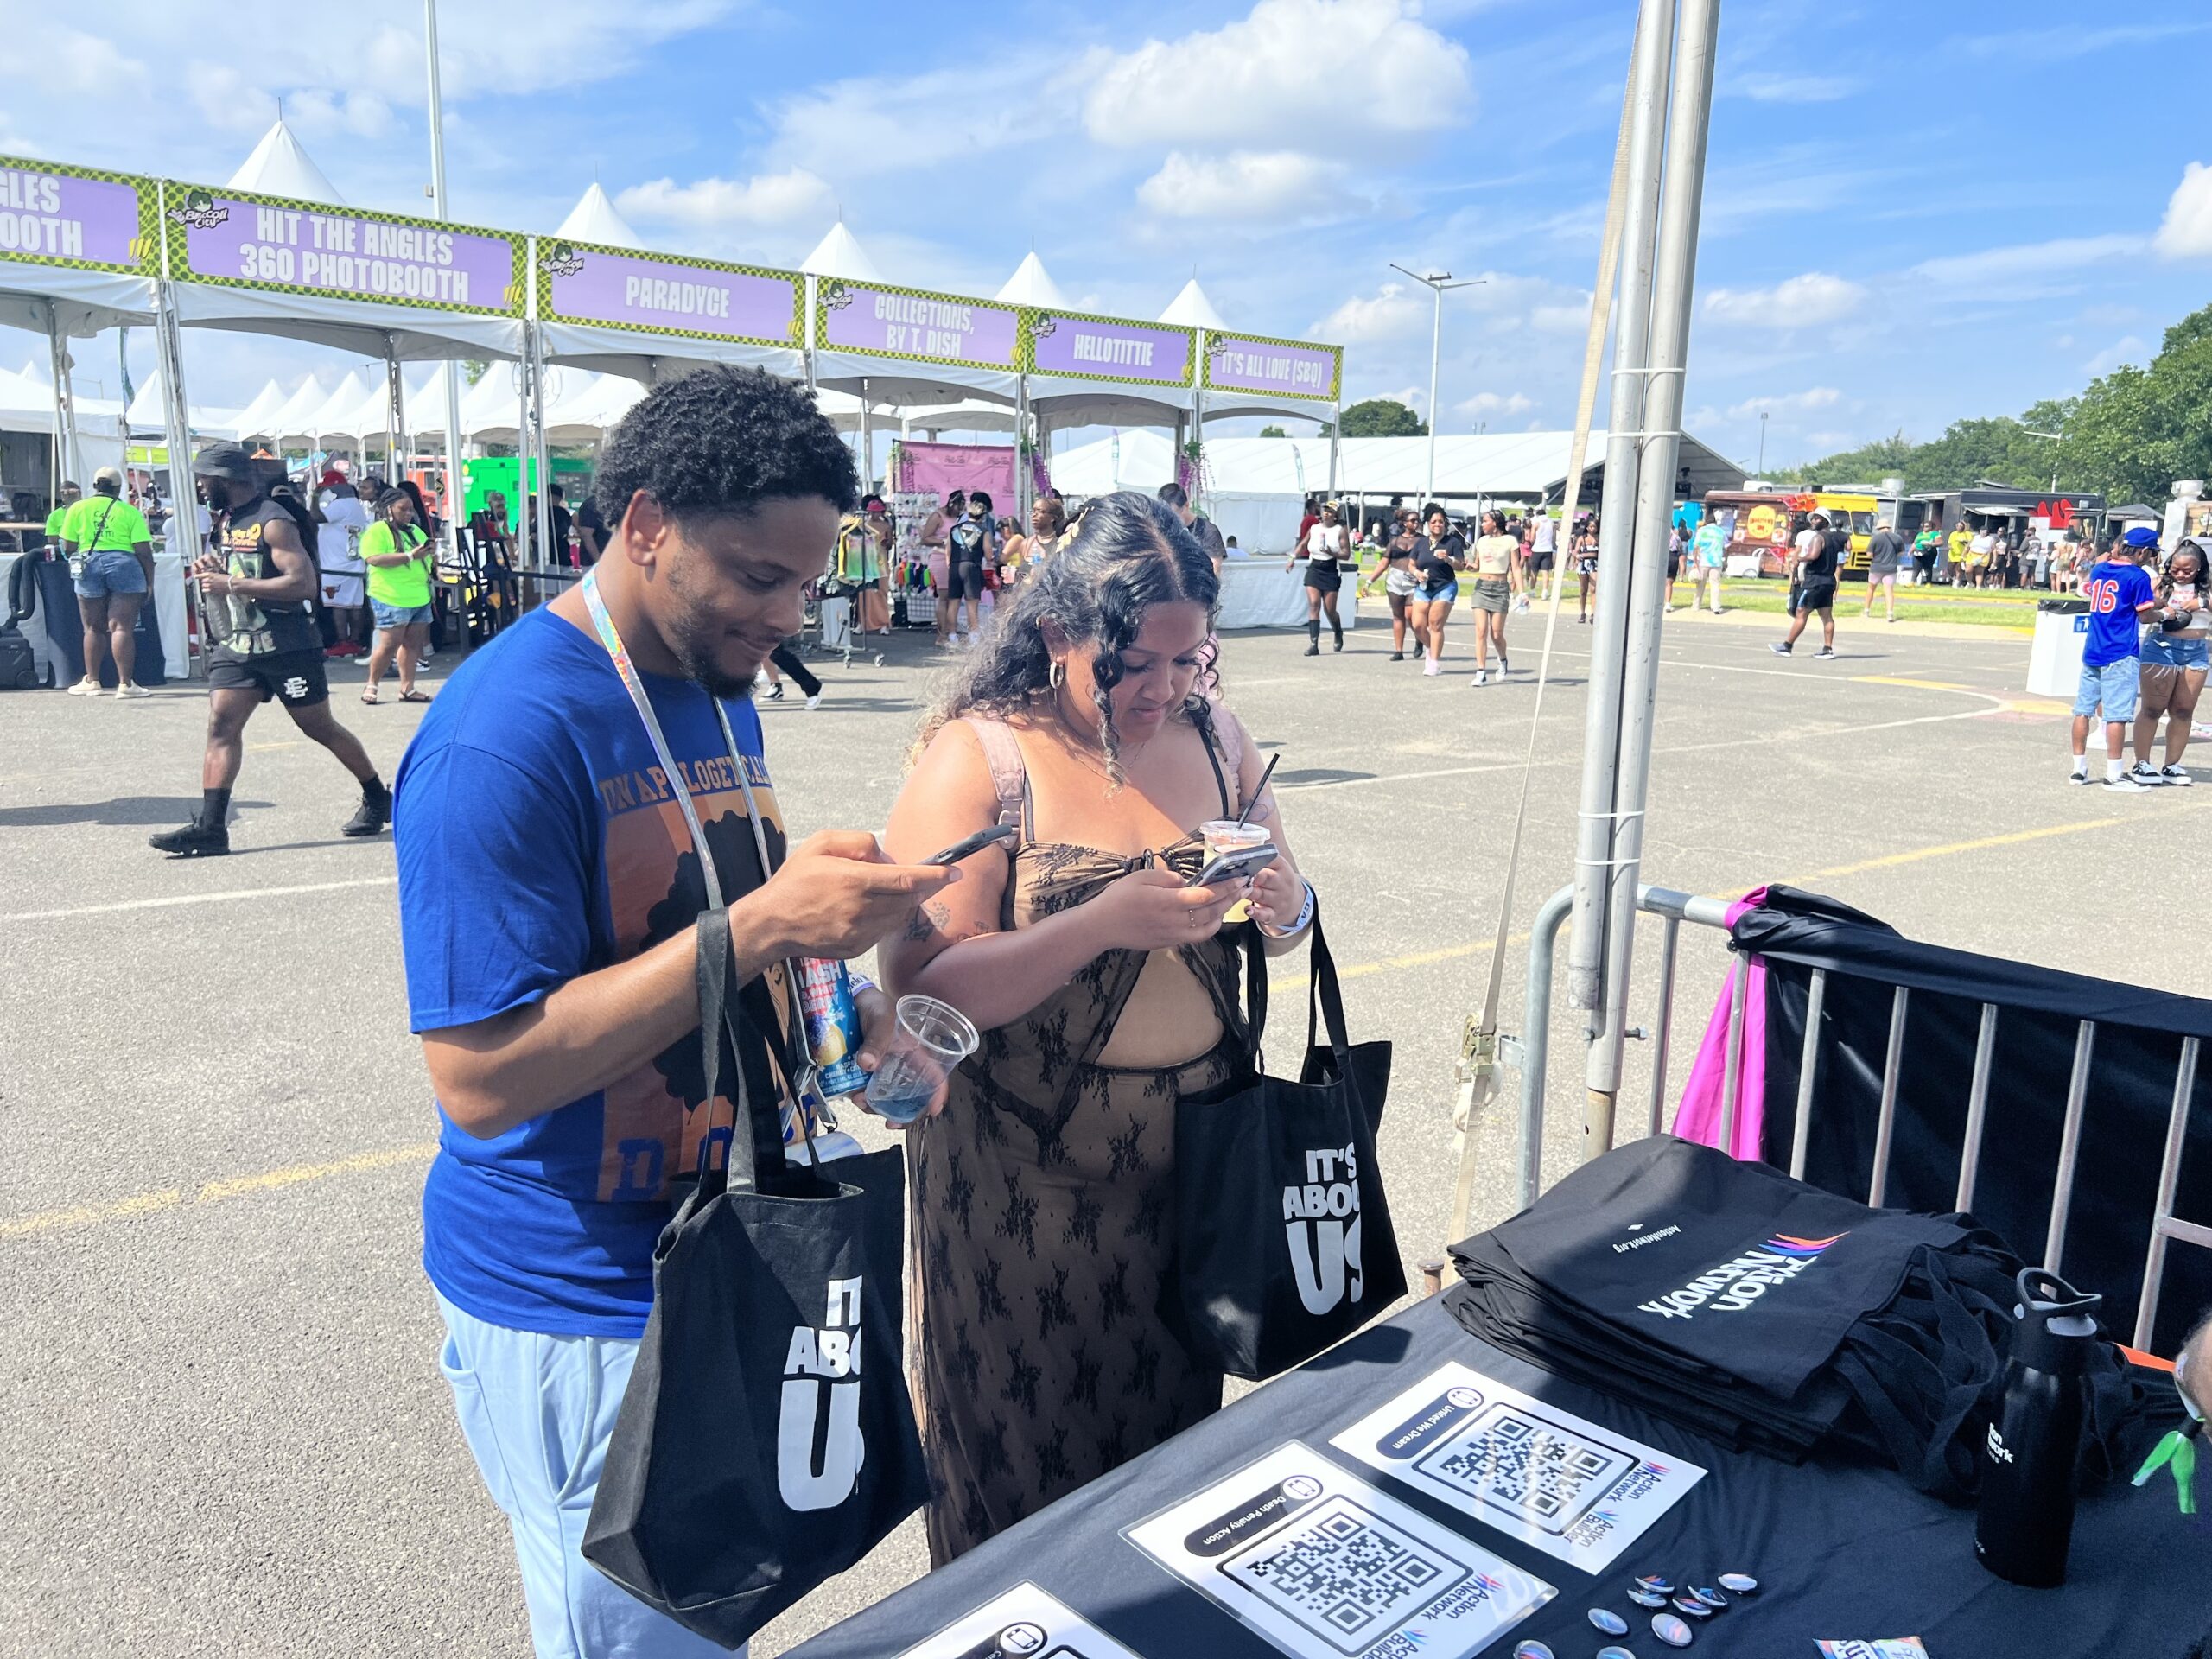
[1166,905,1405,1380]
[582,908,928,1649]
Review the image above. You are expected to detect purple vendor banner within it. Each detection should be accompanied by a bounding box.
[0,162,141,269]
[178,194,516,312]
[1030,312,1192,387]
[821,283,1020,369]
[546,246,797,345]
[1205,333,1341,401]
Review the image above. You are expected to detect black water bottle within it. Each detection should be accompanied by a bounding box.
[1974,1268,2103,1587]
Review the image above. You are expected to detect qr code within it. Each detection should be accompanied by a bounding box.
[1415,1405,1632,1534]
[1221,1495,1467,1653]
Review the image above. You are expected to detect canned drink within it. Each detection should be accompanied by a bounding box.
[795,958,868,1099]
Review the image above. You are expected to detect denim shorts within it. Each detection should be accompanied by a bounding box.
[2142,632,2212,672]
[73,549,148,598]
[2074,658,2141,721]
[371,599,432,630]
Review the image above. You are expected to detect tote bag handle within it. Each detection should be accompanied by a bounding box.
[694,907,820,1198]
[1239,897,1353,1074]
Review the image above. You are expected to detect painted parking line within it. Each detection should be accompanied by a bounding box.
[0,875,397,924]
[0,1142,437,1239]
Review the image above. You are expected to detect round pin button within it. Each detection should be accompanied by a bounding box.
[1670,1595,1713,1619]
[1627,1587,1669,1608]
[1718,1573,1758,1594]
[1691,1586,1727,1609]
[1589,1608,1630,1636]
[1598,1648,1638,1659]
[1510,1643,1554,1659]
[1653,1611,1695,1647]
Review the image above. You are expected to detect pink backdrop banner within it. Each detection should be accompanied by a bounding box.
[896,442,1017,512]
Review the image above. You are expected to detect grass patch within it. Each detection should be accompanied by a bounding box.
[1697,581,2043,630]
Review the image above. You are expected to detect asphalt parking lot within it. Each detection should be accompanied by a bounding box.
[4,596,2202,1656]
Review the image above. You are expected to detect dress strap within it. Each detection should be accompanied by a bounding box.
[961,716,1031,837]
[1192,700,1244,817]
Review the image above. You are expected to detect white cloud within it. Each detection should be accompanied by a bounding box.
[1909,234,2145,287]
[618,168,836,232]
[1530,298,1593,334]
[1726,387,1842,419]
[1313,282,1430,344]
[1136,152,1355,222]
[2083,336,2146,377]
[1084,0,1470,151]
[1459,391,1534,416]
[2155,162,2212,259]
[1731,73,1859,102]
[765,54,1068,180]
[1703,272,1866,329]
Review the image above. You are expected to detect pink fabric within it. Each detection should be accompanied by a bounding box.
[1672,887,1770,1161]
[896,441,1018,511]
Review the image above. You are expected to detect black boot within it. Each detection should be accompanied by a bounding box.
[341,778,393,838]
[1304,620,1320,657]
[1331,618,1344,652]
[149,819,230,858]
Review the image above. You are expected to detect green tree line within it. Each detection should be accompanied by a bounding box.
[1778,302,2212,504]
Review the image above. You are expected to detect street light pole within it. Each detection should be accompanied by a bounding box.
[2024,429,2063,492]
[1757,410,1768,478]
[1389,263,1483,499]
[424,0,465,560]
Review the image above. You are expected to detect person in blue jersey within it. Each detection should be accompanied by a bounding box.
[394,366,957,1658]
[2069,524,2162,791]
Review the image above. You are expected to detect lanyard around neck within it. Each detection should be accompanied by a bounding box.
[580,569,772,903]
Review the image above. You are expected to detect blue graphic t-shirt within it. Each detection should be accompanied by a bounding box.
[2082,561,2154,668]
[396,606,799,1337]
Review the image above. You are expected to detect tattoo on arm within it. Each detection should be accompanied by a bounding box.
[904,899,955,943]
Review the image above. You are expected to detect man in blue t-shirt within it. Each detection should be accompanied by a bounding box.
[2069,524,2162,791]
[396,366,957,1657]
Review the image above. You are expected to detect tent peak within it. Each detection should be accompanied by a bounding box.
[801,219,882,283]
[230,118,345,206]
[1159,277,1227,330]
[994,251,1068,309]
[556,182,641,250]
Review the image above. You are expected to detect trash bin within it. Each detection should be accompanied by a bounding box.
[2027,598,2090,698]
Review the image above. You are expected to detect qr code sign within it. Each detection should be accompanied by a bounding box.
[1416,1405,1632,1534]
[1220,1495,1468,1653]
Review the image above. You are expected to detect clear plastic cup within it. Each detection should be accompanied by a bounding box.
[863,995,980,1126]
[1199,818,1271,923]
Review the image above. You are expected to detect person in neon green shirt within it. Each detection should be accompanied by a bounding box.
[43,480,79,547]
[60,467,156,698]
[359,485,435,703]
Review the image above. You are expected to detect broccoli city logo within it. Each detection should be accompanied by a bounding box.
[542,240,585,277]
[1636,1231,1848,1321]
[820,277,855,314]
[168,188,228,230]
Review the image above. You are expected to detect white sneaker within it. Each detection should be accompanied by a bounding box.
[67,677,100,696]
[805,694,822,711]
[2102,773,2148,792]
[113,682,150,699]
[1472,669,1489,686]
[1423,659,1440,677]
[2070,769,2092,785]
[2161,765,2194,786]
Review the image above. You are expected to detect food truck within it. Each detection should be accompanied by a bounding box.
[1700,488,1877,577]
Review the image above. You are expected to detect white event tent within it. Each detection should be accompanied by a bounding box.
[229,378,290,445]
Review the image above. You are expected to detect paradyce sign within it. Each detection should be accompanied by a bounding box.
[539,239,802,348]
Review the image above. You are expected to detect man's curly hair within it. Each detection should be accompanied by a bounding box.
[592,365,858,531]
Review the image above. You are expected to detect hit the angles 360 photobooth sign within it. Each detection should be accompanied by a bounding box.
[0,156,159,274]
[162,182,524,314]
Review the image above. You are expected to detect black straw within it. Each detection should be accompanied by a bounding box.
[1236,753,1281,827]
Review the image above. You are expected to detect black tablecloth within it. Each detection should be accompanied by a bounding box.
[789,1295,2197,1659]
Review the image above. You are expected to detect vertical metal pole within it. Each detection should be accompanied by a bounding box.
[2044,1020,2095,1272]
[48,302,82,489]
[1718,952,1745,1154]
[1587,0,1718,1148]
[385,340,406,478]
[804,273,818,391]
[1955,1003,1999,1210]
[1789,967,1826,1179]
[1327,398,1340,499]
[1566,0,1676,1073]
[1011,372,1026,525]
[861,376,876,499]
[424,0,465,557]
[1645,914,1681,1136]
[153,184,207,671]
[1867,987,1910,1207]
[2133,1036,2199,1350]
[1425,286,1441,499]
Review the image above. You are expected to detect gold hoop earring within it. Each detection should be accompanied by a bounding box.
[1048,660,1066,690]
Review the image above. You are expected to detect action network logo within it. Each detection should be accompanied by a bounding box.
[1635,1231,1848,1321]
[779,1274,868,1511]
[1282,1143,1364,1315]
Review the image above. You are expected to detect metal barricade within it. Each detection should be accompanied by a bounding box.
[1510,880,2207,1353]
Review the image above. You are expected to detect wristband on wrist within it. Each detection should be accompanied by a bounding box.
[847,970,878,996]
[1258,880,1316,939]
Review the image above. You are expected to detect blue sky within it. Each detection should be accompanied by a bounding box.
[9,0,2211,473]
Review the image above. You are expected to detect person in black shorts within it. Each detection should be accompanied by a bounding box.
[149,442,391,856]
[1770,511,1841,659]
[945,489,996,646]
[1288,499,1349,654]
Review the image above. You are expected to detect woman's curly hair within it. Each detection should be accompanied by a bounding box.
[919,490,1220,784]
